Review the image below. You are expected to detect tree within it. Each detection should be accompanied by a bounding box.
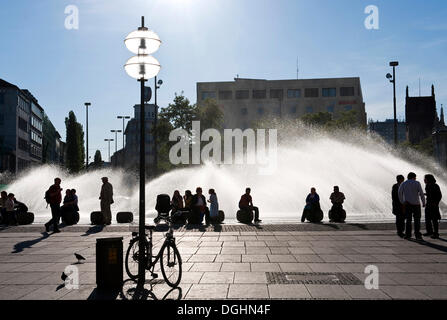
[94,150,102,164]
[195,98,224,133]
[65,111,85,173]
[159,92,197,134]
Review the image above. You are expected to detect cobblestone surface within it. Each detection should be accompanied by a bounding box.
[0,222,446,300]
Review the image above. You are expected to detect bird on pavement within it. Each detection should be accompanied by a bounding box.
[74,253,86,264]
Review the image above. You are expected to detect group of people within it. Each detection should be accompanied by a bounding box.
[301,186,346,223]
[0,191,28,225]
[43,176,114,233]
[392,172,442,240]
[160,187,261,225]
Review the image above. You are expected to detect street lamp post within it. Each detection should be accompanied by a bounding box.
[154,77,163,175]
[124,16,161,288]
[104,139,114,162]
[110,130,122,153]
[386,61,399,146]
[117,116,131,149]
[85,102,91,170]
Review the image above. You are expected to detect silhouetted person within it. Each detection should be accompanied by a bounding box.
[398,172,425,240]
[71,189,79,212]
[239,187,261,223]
[45,178,62,233]
[424,174,442,239]
[329,186,346,222]
[171,190,184,214]
[5,193,16,225]
[208,189,219,222]
[99,177,114,225]
[302,187,323,223]
[0,191,8,224]
[61,189,77,218]
[191,187,209,224]
[392,175,405,237]
[183,190,193,211]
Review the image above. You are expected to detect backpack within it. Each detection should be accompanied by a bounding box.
[44,189,51,204]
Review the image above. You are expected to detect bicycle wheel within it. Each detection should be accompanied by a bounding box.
[125,237,148,281]
[160,242,182,288]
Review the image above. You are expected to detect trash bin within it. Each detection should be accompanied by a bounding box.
[96,237,123,289]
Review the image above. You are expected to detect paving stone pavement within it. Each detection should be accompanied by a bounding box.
[0,224,446,300]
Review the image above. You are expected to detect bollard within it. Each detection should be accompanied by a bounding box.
[96,237,123,290]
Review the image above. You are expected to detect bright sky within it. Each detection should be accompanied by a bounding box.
[1,0,446,158]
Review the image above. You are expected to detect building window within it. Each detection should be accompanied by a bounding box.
[252,90,266,99]
[18,137,28,151]
[322,88,336,97]
[306,106,313,113]
[218,90,232,100]
[289,106,297,113]
[201,91,216,100]
[344,105,353,111]
[340,87,355,96]
[305,88,319,98]
[327,105,335,113]
[270,89,283,99]
[235,90,249,100]
[287,89,301,98]
[240,108,248,115]
[257,107,264,115]
[18,117,28,132]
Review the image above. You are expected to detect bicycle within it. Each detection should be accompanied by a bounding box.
[125,217,182,288]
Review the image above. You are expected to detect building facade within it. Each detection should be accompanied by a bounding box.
[369,119,406,144]
[197,77,367,129]
[0,79,63,174]
[433,107,447,167]
[111,104,156,174]
[405,85,438,145]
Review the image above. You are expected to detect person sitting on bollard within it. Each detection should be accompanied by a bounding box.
[208,189,219,223]
[61,189,77,218]
[239,187,262,223]
[191,187,209,225]
[5,193,17,225]
[0,191,8,224]
[329,186,346,223]
[183,190,193,211]
[301,187,323,223]
[171,190,184,214]
[71,189,79,212]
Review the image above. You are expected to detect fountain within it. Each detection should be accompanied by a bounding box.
[4,123,447,224]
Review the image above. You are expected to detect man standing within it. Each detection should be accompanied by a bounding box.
[45,178,62,233]
[99,177,114,225]
[398,172,425,240]
[392,175,405,238]
[239,187,261,223]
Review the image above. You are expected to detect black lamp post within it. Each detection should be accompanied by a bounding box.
[117,116,131,149]
[387,61,399,146]
[124,16,161,288]
[154,77,163,175]
[85,102,91,170]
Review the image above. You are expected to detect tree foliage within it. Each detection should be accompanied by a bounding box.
[65,111,85,173]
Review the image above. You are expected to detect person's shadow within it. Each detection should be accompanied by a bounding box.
[407,237,447,254]
[81,225,104,237]
[12,232,50,253]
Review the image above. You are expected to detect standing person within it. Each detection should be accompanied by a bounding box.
[208,189,219,222]
[392,175,406,237]
[398,172,425,240]
[99,177,114,225]
[191,187,209,224]
[44,178,62,233]
[239,187,262,223]
[424,174,442,239]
